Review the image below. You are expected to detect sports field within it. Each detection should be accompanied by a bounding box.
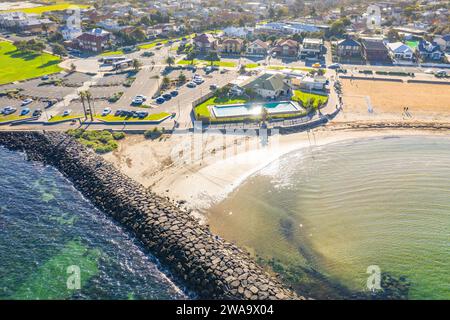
[0,41,62,85]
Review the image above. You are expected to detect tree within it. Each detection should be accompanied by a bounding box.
[387,29,400,42]
[132,59,142,72]
[52,43,67,57]
[165,56,175,67]
[206,52,218,66]
[79,91,88,120]
[178,72,186,83]
[261,108,269,125]
[239,64,246,74]
[85,91,94,122]
[162,76,170,88]
[70,63,76,73]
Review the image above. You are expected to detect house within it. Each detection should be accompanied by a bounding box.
[272,39,299,58]
[295,75,328,91]
[60,25,82,41]
[220,38,244,54]
[223,26,253,38]
[243,73,291,99]
[299,38,323,59]
[246,39,269,56]
[386,42,414,60]
[336,38,362,59]
[74,28,111,53]
[0,12,56,35]
[434,35,450,53]
[416,40,443,61]
[360,38,390,63]
[193,33,218,53]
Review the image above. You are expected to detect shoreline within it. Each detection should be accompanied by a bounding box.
[104,125,450,216]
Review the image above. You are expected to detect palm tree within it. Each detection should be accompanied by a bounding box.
[165,56,175,67]
[85,91,94,122]
[261,107,269,126]
[132,59,142,72]
[79,91,88,121]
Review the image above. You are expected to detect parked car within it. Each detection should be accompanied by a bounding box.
[312,63,321,68]
[162,93,172,100]
[193,77,204,84]
[210,84,218,90]
[20,108,30,116]
[155,97,165,104]
[186,82,197,88]
[137,111,148,119]
[115,109,123,116]
[328,63,340,69]
[2,106,16,115]
[32,109,42,117]
[435,70,448,78]
[21,98,33,106]
[141,51,155,57]
[41,75,49,80]
[102,107,112,116]
[132,97,144,105]
[170,90,179,97]
[44,99,57,108]
[424,69,434,74]
[63,109,72,116]
[135,94,147,101]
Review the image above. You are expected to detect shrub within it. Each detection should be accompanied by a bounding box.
[112,132,125,140]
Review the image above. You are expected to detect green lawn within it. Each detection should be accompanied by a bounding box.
[195,96,249,119]
[0,114,31,122]
[0,41,62,85]
[100,50,124,56]
[1,3,90,14]
[268,65,313,72]
[177,59,236,67]
[405,41,419,49]
[96,112,170,122]
[244,63,260,69]
[291,90,328,108]
[48,114,82,122]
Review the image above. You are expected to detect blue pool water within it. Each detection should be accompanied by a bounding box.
[212,101,300,118]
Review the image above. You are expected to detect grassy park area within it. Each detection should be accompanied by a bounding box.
[177,59,237,68]
[0,41,62,85]
[96,112,170,122]
[1,3,90,14]
[0,114,31,123]
[291,90,329,108]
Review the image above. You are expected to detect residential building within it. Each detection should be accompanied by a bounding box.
[272,39,299,58]
[243,73,291,99]
[386,42,414,60]
[220,38,244,54]
[336,38,362,60]
[193,33,218,53]
[416,40,443,61]
[74,28,111,53]
[0,12,56,35]
[299,38,323,59]
[60,25,82,41]
[434,35,450,53]
[246,39,269,56]
[223,26,253,38]
[360,38,390,63]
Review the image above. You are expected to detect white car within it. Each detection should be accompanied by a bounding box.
[424,69,434,74]
[186,82,197,88]
[2,106,16,115]
[21,98,33,106]
[102,107,112,116]
[135,94,147,101]
[193,77,204,84]
[63,109,72,116]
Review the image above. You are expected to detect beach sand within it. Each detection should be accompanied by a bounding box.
[103,124,450,216]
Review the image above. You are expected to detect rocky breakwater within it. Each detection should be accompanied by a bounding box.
[0,131,300,300]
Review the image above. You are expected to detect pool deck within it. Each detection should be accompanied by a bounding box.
[212,100,304,118]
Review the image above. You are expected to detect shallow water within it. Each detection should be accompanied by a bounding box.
[208,136,450,299]
[0,148,186,300]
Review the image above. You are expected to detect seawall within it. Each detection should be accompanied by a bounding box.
[0,131,299,300]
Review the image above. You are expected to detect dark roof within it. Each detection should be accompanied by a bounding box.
[193,33,216,44]
[361,38,387,51]
[417,40,441,53]
[337,38,361,47]
[442,34,450,41]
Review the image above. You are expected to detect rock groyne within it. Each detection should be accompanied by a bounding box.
[0,131,299,300]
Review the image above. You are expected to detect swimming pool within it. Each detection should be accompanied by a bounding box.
[212,101,301,118]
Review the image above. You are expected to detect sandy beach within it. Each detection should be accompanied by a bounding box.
[103,122,450,216]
